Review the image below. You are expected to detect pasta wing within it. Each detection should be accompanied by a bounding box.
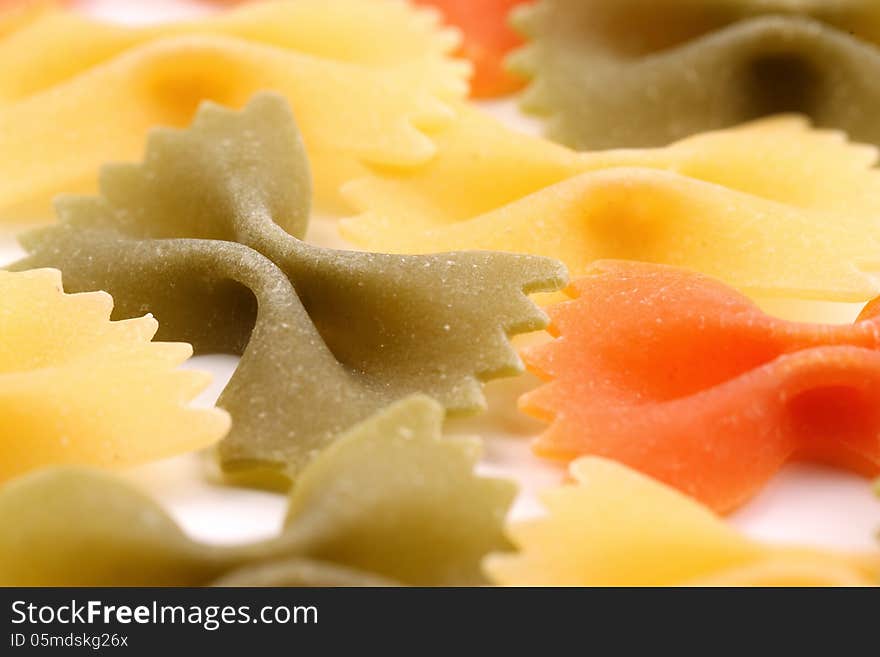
[0,396,515,587]
[0,0,468,221]
[281,396,516,586]
[520,261,880,511]
[0,466,227,587]
[485,457,880,586]
[0,0,464,103]
[0,268,229,483]
[342,106,880,306]
[413,0,527,97]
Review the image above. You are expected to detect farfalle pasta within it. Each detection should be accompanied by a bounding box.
[0,0,463,103]
[0,396,516,587]
[513,0,880,149]
[484,458,880,586]
[0,0,468,220]
[413,0,526,97]
[0,268,229,483]
[10,93,565,488]
[342,106,880,309]
[520,261,880,512]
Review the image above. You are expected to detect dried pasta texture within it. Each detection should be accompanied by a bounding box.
[0,0,463,103]
[413,0,527,97]
[0,268,229,483]
[0,396,515,587]
[342,107,880,308]
[513,0,880,149]
[520,261,880,512]
[485,458,880,586]
[0,0,468,220]
[11,93,565,488]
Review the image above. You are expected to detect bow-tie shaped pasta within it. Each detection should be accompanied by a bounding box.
[0,0,468,221]
[513,0,880,149]
[520,260,880,512]
[0,0,463,103]
[0,396,515,587]
[0,268,229,483]
[10,93,565,489]
[342,105,880,309]
[484,458,880,586]
[413,0,527,97]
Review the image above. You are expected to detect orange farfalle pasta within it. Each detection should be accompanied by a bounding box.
[520,260,880,513]
[413,0,527,97]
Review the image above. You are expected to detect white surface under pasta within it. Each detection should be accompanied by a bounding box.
[0,0,877,552]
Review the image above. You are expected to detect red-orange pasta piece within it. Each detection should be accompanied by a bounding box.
[520,260,880,513]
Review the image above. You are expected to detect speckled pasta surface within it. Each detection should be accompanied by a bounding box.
[513,0,880,149]
[0,268,229,483]
[342,105,880,309]
[10,93,566,487]
[0,0,468,221]
[0,396,516,587]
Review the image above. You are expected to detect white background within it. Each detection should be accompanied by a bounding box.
[1,0,878,553]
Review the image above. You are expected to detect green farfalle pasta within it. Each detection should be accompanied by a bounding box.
[0,396,516,587]
[9,93,566,487]
[0,0,468,220]
[514,0,880,149]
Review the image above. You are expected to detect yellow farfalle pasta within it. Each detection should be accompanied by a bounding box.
[0,0,462,103]
[0,268,229,483]
[484,458,880,587]
[342,107,880,307]
[0,1,468,221]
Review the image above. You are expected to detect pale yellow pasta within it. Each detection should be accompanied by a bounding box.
[484,458,880,587]
[342,107,880,307]
[0,268,229,483]
[0,0,463,103]
[0,1,468,221]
